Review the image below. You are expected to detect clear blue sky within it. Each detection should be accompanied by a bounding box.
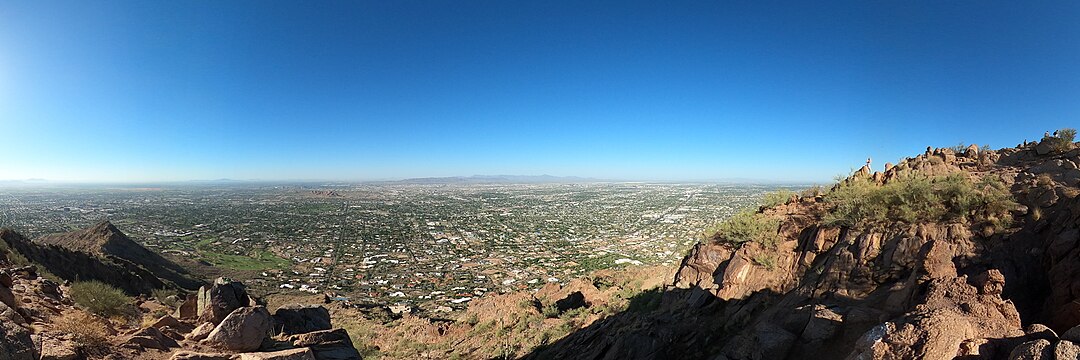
[1,1,1077,182]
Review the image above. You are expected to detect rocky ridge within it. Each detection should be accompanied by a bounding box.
[527,135,1080,360]
[0,221,203,295]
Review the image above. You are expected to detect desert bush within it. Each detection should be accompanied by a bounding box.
[542,303,560,318]
[69,281,133,318]
[709,209,780,248]
[752,254,777,271]
[54,312,109,352]
[823,172,1015,230]
[761,189,796,208]
[947,143,992,154]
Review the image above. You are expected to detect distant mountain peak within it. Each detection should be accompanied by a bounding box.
[395,174,602,184]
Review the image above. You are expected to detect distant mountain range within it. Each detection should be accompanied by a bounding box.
[393,175,604,184]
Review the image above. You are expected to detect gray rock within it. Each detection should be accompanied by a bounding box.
[1037,142,1055,155]
[289,329,362,360]
[198,278,252,325]
[205,306,273,352]
[273,304,331,335]
[1061,325,1080,343]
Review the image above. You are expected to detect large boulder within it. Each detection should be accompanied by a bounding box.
[205,306,273,352]
[289,329,362,360]
[272,304,331,335]
[198,278,253,325]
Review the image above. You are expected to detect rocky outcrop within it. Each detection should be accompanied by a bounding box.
[272,304,332,336]
[529,139,1080,360]
[205,306,274,352]
[288,329,362,360]
[198,278,254,325]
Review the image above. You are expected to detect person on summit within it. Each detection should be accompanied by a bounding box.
[866,157,872,168]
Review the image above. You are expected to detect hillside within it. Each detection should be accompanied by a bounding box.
[1,221,203,295]
[521,132,1080,359]
[0,226,363,359]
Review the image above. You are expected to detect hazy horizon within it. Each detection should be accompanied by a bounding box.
[0,174,822,186]
[2,2,1077,183]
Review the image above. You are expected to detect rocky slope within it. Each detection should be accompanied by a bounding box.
[526,136,1080,360]
[0,225,363,360]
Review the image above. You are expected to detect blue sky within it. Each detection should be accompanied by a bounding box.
[1,1,1078,182]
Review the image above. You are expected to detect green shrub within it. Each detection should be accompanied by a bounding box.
[542,303,560,318]
[761,189,796,208]
[823,172,1015,230]
[709,209,780,248]
[752,254,777,271]
[69,281,133,318]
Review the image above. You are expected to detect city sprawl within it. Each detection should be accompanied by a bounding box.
[0,182,799,312]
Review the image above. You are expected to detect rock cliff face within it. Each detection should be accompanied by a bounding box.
[529,138,1080,360]
[0,221,203,294]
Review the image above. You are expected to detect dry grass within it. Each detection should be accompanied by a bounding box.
[53,311,110,352]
